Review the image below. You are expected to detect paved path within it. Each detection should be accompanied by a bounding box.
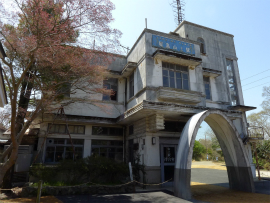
[56,191,199,203]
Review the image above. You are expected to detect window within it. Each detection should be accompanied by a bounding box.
[57,82,71,97]
[203,76,211,100]
[161,121,186,132]
[226,59,238,106]
[103,78,118,101]
[162,62,189,90]
[45,138,84,163]
[129,72,134,98]
[91,140,123,162]
[197,38,206,54]
[48,124,85,134]
[92,126,123,136]
[129,125,134,135]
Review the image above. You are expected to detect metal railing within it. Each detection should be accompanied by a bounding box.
[248,126,264,140]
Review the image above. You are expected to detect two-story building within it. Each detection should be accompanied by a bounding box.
[36,21,256,183]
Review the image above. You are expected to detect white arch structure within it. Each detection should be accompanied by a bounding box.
[174,110,255,199]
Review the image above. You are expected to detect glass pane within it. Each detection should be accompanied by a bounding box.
[75,147,83,160]
[92,140,107,145]
[162,69,168,77]
[175,72,181,78]
[55,146,64,162]
[77,126,85,134]
[176,78,182,89]
[163,76,169,87]
[54,138,65,144]
[180,66,188,72]
[205,84,211,99]
[169,70,174,78]
[91,148,99,157]
[163,147,175,163]
[59,125,66,134]
[69,126,75,134]
[65,147,74,160]
[162,62,167,68]
[100,148,107,157]
[92,126,108,135]
[170,76,175,88]
[183,73,188,80]
[45,147,55,162]
[169,63,174,70]
[67,139,84,145]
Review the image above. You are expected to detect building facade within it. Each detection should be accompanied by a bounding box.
[36,21,256,183]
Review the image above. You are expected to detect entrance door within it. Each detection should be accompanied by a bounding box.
[161,145,177,183]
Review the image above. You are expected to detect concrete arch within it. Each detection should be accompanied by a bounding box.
[174,110,255,200]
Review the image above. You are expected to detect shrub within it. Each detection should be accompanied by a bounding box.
[30,156,129,185]
[85,156,129,184]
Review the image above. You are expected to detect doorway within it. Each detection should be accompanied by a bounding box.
[161,144,177,183]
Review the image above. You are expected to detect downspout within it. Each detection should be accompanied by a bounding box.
[123,126,126,163]
[124,77,127,111]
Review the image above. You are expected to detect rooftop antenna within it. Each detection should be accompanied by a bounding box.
[145,18,147,29]
[171,0,185,26]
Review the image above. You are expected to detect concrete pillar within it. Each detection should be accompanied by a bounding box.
[83,139,91,158]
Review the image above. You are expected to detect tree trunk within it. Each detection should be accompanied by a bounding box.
[1,73,33,188]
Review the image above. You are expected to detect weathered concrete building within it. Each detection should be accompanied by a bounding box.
[36,21,257,186]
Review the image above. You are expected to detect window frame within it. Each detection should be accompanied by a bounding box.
[92,126,123,136]
[103,78,118,101]
[162,62,189,90]
[203,76,211,100]
[45,138,84,163]
[197,38,206,54]
[48,124,85,134]
[225,59,239,106]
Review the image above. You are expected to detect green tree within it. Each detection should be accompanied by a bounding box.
[193,140,206,161]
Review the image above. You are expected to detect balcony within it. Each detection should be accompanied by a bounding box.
[156,87,204,104]
[248,126,264,141]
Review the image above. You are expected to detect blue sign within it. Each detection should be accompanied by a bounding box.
[152,35,195,56]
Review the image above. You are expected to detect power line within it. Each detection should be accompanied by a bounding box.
[243,82,270,91]
[242,75,270,87]
[241,69,270,81]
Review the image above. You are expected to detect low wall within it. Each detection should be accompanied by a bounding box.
[21,182,135,197]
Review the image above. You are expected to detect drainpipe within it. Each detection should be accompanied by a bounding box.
[123,126,126,163]
[124,77,127,111]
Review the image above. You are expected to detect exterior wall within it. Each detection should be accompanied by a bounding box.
[175,23,243,107]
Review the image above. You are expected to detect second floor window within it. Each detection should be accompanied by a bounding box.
[162,62,189,90]
[103,78,118,101]
[197,38,206,54]
[48,124,85,134]
[203,76,211,100]
[226,59,238,106]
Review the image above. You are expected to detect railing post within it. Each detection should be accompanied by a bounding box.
[36,180,43,203]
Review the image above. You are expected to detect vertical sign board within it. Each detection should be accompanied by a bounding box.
[152,35,195,56]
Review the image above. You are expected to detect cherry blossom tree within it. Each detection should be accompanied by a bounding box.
[0,0,121,186]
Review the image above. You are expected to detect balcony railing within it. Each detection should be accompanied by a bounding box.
[248,126,264,141]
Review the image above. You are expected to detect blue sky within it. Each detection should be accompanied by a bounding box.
[111,0,270,140]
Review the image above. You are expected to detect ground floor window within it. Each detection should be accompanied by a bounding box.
[45,138,84,163]
[91,140,123,162]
